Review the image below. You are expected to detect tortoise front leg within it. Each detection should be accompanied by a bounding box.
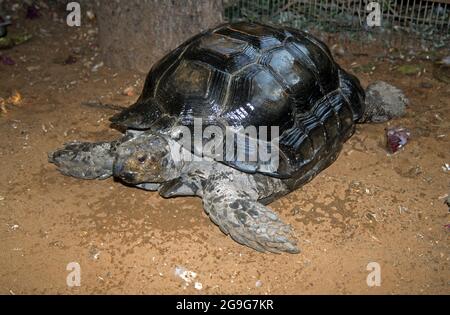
[49,140,122,180]
[202,174,299,254]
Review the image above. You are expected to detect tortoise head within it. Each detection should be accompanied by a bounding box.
[113,132,179,184]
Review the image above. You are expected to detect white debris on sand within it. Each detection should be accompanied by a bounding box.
[86,10,95,21]
[174,266,200,288]
[194,282,203,290]
[91,62,104,72]
[122,86,136,96]
[175,266,197,282]
[399,205,409,214]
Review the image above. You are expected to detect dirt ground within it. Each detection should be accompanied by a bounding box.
[0,7,449,295]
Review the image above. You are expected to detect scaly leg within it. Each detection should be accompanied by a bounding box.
[202,174,299,254]
[49,140,122,179]
[363,81,408,123]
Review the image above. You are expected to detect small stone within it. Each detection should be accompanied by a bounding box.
[331,44,345,57]
[419,82,433,89]
[91,62,104,72]
[63,55,77,65]
[444,196,450,211]
[399,206,409,214]
[89,245,101,260]
[122,86,136,97]
[26,65,41,72]
[255,280,262,287]
[86,10,95,21]
[194,282,203,290]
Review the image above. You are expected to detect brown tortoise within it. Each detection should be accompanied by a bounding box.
[49,22,407,253]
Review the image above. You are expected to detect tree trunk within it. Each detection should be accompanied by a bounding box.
[95,0,223,73]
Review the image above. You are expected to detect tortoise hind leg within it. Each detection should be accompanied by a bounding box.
[362,81,408,123]
[49,140,120,179]
[202,174,299,254]
[338,69,408,123]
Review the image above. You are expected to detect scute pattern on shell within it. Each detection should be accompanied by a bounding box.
[110,22,365,180]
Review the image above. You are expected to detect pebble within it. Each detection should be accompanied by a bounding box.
[419,82,433,89]
[194,282,203,290]
[91,62,104,72]
[175,266,198,285]
[26,65,41,72]
[86,10,95,20]
[122,86,135,96]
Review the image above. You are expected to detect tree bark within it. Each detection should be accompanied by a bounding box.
[95,0,223,73]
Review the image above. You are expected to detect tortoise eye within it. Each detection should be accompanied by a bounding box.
[137,154,147,163]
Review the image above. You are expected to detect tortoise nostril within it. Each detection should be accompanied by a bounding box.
[122,171,135,181]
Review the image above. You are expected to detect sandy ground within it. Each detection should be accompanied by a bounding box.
[0,8,449,295]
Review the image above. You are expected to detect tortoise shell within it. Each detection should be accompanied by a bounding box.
[111,22,365,179]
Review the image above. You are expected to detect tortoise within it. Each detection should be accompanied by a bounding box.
[49,22,407,253]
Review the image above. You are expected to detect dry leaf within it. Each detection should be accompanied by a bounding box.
[8,90,22,106]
